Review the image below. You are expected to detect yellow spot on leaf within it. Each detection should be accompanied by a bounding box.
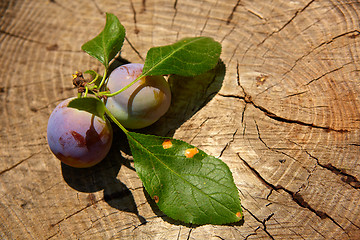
[185,148,199,158]
[162,139,172,149]
[236,211,243,219]
[153,195,159,203]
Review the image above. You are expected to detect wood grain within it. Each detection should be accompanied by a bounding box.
[1,0,359,239]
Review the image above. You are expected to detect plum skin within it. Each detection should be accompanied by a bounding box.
[106,63,171,129]
[47,98,113,168]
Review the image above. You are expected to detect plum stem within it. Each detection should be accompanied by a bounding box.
[103,74,144,97]
[98,68,108,90]
[104,107,128,134]
[88,72,100,84]
[84,86,89,97]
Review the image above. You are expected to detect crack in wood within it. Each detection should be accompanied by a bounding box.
[200,9,212,36]
[220,24,236,43]
[289,228,306,240]
[303,150,360,189]
[238,154,349,235]
[45,228,60,240]
[0,29,46,45]
[349,143,360,146]
[241,103,247,126]
[50,198,104,227]
[125,37,144,61]
[91,0,104,14]
[78,212,119,236]
[226,0,241,25]
[129,0,139,34]
[176,226,182,240]
[228,62,349,133]
[288,139,360,190]
[218,129,238,158]
[305,62,352,86]
[141,0,146,12]
[172,0,179,25]
[214,235,226,240]
[258,0,315,46]
[187,227,194,240]
[242,205,275,239]
[243,228,259,240]
[344,216,360,230]
[266,189,273,200]
[132,218,148,230]
[0,151,41,175]
[219,93,348,133]
[283,30,360,77]
[309,224,327,238]
[254,121,311,173]
[115,225,134,234]
[283,91,309,98]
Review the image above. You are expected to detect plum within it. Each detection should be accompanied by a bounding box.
[106,63,171,129]
[47,97,113,168]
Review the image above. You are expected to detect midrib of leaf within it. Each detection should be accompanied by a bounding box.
[127,133,237,216]
[101,32,107,67]
[141,37,207,77]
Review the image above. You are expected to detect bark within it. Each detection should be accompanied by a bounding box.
[0,0,359,239]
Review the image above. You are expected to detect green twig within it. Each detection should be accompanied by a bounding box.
[104,107,128,134]
[104,74,143,97]
[88,72,100,84]
[84,86,89,97]
[98,68,108,90]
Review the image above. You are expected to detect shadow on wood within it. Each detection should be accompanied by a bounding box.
[61,128,145,223]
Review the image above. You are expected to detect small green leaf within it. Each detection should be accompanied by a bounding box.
[126,132,243,225]
[142,37,221,77]
[81,13,125,68]
[68,97,106,119]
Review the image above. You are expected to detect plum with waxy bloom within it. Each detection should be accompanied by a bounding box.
[47,98,113,168]
[106,63,171,129]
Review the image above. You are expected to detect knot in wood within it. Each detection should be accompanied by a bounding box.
[244,95,252,103]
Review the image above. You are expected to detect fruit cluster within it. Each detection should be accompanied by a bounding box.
[47,63,171,168]
[45,13,243,226]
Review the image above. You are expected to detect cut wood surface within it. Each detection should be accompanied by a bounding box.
[1,0,359,239]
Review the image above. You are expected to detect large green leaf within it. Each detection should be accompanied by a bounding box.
[81,13,125,68]
[142,37,221,77]
[126,131,242,225]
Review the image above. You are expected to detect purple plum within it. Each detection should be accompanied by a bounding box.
[47,98,113,168]
[106,63,171,129]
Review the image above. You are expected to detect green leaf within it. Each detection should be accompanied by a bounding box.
[126,131,243,225]
[68,97,106,119]
[81,13,125,68]
[142,37,221,77]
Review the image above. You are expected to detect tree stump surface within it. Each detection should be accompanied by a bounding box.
[1,0,359,239]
